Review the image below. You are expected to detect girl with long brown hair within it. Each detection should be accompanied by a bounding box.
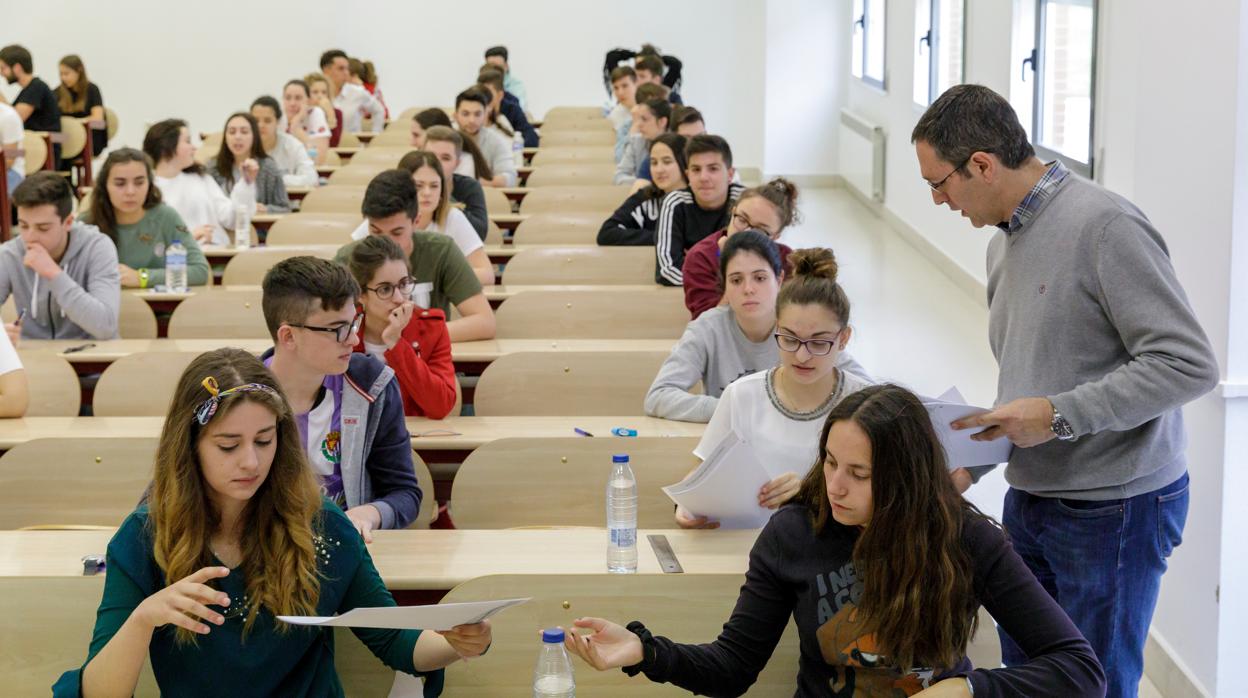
[206,111,291,214]
[54,348,491,697]
[54,54,107,155]
[563,383,1106,696]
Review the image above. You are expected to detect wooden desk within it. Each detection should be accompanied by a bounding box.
[251,213,284,239]
[286,186,312,201]
[0,528,755,590]
[500,187,530,203]
[315,164,339,177]
[482,283,674,303]
[354,132,377,144]
[0,415,704,454]
[489,213,528,232]
[331,146,362,162]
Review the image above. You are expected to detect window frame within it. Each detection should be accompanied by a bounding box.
[915,0,968,106]
[853,0,888,90]
[1022,0,1099,176]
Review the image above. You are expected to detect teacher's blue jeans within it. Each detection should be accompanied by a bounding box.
[998,473,1189,698]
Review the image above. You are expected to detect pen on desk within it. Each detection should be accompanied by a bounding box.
[63,342,97,354]
[573,427,594,437]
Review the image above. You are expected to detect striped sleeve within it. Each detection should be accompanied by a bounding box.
[655,190,694,285]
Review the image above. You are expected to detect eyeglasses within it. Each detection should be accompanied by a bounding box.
[927,156,971,191]
[774,331,842,356]
[364,276,415,301]
[731,211,775,237]
[288,312,364,343]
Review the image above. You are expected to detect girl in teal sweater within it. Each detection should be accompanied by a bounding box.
[54,347,490,697]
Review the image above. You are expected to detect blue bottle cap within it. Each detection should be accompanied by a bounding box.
[542,628,565,643]
[612,454,629,463]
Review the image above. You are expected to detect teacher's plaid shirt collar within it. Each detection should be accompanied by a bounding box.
[999,160,1070,234]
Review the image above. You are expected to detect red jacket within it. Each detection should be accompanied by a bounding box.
[682,229,793,319]
[353,307,458,418]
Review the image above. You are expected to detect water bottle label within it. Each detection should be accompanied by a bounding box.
[609,527,635,547]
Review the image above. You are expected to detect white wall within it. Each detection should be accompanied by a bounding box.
[840,0,1246,693]
[1,0,766,169]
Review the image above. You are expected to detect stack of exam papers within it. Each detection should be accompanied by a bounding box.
[922,387,1014,469]
[278,597,530,630]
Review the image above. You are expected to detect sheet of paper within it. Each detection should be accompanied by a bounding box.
[662,430,773,529]
[922,387,1014,469]
[278,597,530,630]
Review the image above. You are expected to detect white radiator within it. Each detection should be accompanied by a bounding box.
[838,109,886,203]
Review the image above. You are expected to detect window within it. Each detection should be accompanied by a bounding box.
[914,0,966,105]
[1015,0,1097,175]
[852,0,887,89]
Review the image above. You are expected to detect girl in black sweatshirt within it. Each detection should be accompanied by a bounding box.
[562,384,1107,698]
[597,133,688,246]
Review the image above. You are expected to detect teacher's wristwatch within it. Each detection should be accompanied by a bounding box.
[1050,403,1076,441]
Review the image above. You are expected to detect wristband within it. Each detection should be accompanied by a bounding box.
[138,268,149,289]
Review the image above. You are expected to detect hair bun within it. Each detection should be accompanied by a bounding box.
[789,248,839,283]
[766,176,800,205]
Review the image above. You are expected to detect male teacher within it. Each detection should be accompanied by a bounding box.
[911,84,1218,698]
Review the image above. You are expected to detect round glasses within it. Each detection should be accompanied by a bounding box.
[364,276,416,301]
[773,331,841,356]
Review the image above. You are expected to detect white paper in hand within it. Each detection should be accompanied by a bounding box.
[662,430,773,529]
[922,387,1013,469]
[278,597,529,631]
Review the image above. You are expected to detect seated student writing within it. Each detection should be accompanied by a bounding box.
[683,178,800,318]
[53,347,490,697]
[423,125,489,240]
[349,151,493,286]
[598,133,687,246]
[348,236,457,419]
[335,170,496,342]
[0,329,28,417]
[484,45,527,113]
[261,256,423,540]
[564,383,1106,697]
[676,248,871,528]
[616,98,671,187]
[670,106,705,137]
[655,135,746,286]
[144,119,256,247]
[281,79,331,166]
[646,232,867,424]
[453,88,517,188]
[79,148,211,289]
[207,112,291,214]
[0,173,120,341]
[252,96,319,189]
[477,67,538,148]
[304,73,342,147]
[54,55,107,157]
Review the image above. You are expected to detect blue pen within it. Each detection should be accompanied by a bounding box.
[573,427,594,437]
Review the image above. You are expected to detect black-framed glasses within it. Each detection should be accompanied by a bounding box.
[774,331,841,356]
[731,211,775,237]
[288,312,364,343]
[927,156,971,191]
[364,276,415,301]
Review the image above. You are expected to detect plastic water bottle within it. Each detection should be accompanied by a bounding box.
[607,454,638,574]
[533,628,575,697]
[234,204,252,250]
[307,145,319,162]
[165,240,188,293]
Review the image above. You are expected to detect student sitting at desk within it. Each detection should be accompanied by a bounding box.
[206,112,291,214]
[261,256,423,540]
[348,235,457,419]
[53,347,490,697]
[598,133,687,246]
[252,96,319,189]
[280,79,331,166]
[0,173,120,342]
[335,170,496,342]
[0,329,27,417]
[453,88,516,188]
[646,233,867,425]
[616,98,671,186]
[563,383,1106,697]
[674,248,871,528]
[422,125,489,241]
[145,119,256,247]
[80,148,211,289]
[655,135,746,286]
[304,73,342,148]
[682,177,800,319]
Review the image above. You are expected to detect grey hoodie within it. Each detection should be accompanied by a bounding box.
[0,222,120,340]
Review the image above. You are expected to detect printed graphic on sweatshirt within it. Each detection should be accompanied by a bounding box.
[813,562,935,696]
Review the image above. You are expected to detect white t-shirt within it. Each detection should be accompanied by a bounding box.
[154,171,256,247]
[0,330,22,377]
[280,105,331,142]
[0,103,25,175]
[350,208,483,258]
[364,340,389,364]
[694,368,872,477]
[334,83,384,133]
[267,132,319,189]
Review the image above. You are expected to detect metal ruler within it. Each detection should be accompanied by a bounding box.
[647,534,684,573]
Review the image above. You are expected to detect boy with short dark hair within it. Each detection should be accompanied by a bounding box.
[319,49,384,134]
[422,125,489,240]
[334,170,496,341]
[0,45,62,167]
[0,172,120,341]
[454,88,517,188]
[483,45,527,112]
[635,53,683,105]
[671,106,706,137]
[655,135,745,285]
[261,254,421,540]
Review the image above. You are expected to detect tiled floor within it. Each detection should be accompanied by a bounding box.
[782,187,1172,698]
